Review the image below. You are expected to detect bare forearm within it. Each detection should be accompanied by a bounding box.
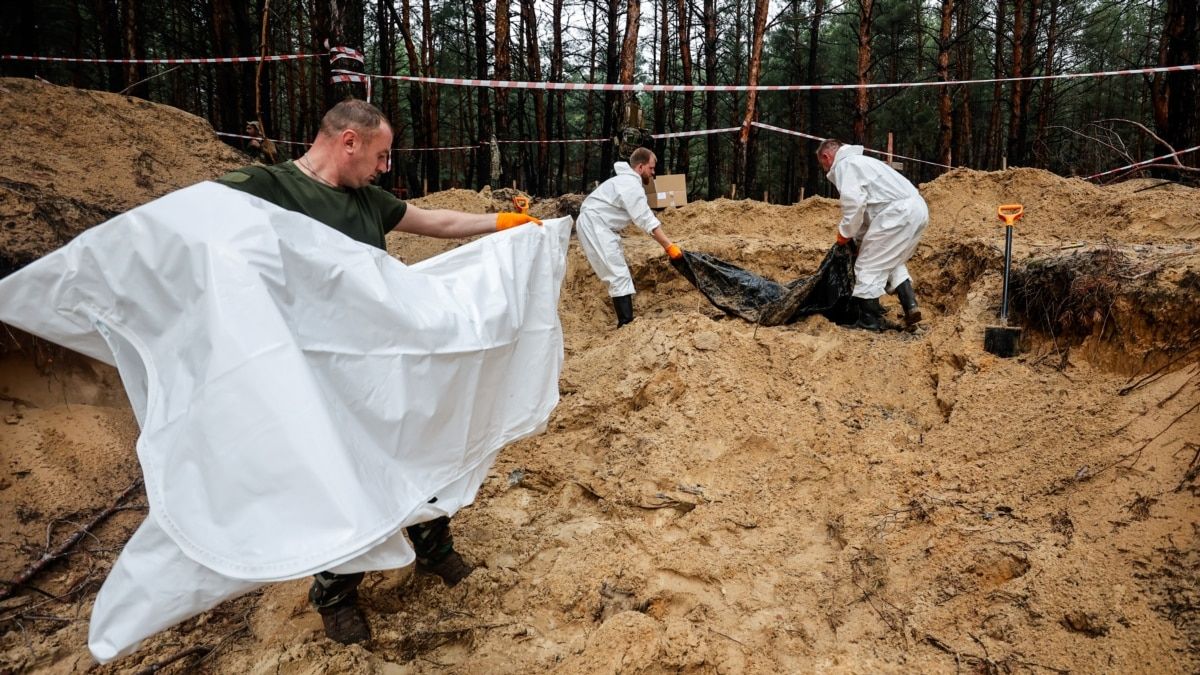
[395,207,497,238]
[650,226,673,250]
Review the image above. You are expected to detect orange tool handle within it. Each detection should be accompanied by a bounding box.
[997,203,1024,226]
[512,195,530,214]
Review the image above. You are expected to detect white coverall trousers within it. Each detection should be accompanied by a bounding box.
[853,195,929,299]
[576,211,636,298]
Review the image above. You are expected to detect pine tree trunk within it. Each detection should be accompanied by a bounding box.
[805,0,824,197]
[936,0,954,167]
[1154,0,1198,167]
[737,0,769,195]
[495,0,513,185]
[519,0,547,195]
[703,0,720,198]
[852,0,874,145]
[674,0,694,176]
[471,0,493,188]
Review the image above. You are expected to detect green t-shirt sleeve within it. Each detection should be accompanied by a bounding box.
[367,185,408,231]
[216,166,277,201]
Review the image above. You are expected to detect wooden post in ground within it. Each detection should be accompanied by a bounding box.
[887,132,894,164]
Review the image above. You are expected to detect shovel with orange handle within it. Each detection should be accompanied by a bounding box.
[512,194,530,215]
[985,204,1024,357]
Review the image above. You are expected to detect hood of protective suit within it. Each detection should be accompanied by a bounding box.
[614,161,642,181]
[827,144,864,180]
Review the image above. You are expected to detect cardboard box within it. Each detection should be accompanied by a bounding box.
[645,174,687,209]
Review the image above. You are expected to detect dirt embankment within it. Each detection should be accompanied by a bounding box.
[2,78,1198,674]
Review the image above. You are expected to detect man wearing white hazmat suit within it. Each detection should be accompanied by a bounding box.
[576,147,682,327]
[817,139,929,331]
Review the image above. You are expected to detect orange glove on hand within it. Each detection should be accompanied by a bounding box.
[666,244,683,260]
[496,212,543,230]
[836,232,851,246]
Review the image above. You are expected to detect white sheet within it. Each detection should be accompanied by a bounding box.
[0,182,570,662]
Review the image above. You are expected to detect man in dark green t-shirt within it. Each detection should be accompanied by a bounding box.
[217,99,540,646]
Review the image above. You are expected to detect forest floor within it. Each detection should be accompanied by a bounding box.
[2,77,1199,674]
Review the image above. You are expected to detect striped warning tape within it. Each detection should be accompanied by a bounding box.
[399,144,479,152]
[1085,145,1200,181]
[2,47,362,66]
[652,126,741,139]
[329,47,364,63]
[494,138,609,144]
[750,122,953,170]
[334,63,1200,93]
[215,131,309,148]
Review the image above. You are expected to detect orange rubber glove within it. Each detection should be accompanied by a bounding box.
[666,244,683,260]
[836,232,851,246]
[496,212,543,230]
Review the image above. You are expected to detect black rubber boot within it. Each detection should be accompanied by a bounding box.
[310,572,370,644]
[894,279,922,326]
[852,297,887,332]
[612,294,634,327]
[408,516,475,586]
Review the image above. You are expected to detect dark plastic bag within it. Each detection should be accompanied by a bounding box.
[670,245,858,326]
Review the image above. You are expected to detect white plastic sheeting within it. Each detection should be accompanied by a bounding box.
[0,182,571,663]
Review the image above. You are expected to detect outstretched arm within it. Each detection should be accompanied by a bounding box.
[394,205,539,238]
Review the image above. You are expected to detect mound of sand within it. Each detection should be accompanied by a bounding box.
[2,80,1198,674]
[0,78,248,275]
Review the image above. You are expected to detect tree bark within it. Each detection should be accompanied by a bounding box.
[654,0,669,159]
[422,0,440,192]
[852,0,875,145]
[1154,0,1198,167]
[805,0,825,197]
[703,0,720,198]
[985,0,1006,169]
[471,0,493,187]
[737,0,770,194]
[674,0,694,176]
[936,0,955,167]
[551,0,567,193]
[519,0,547,194]
[495,0,513,184]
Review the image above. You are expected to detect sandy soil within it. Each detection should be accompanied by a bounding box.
[2,78,1198,674]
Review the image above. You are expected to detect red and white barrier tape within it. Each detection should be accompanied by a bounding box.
[493,138,609,144]
[335,63,1200,93]
[215,131,309,148]
[330,72,372,101]
[751,122,953,170]
[652,126,741,139]
[2,47,362,65]
[1085,145,1200,180]
[329,47,364,64]
[399,144,478,152]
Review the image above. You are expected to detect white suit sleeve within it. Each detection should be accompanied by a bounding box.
[617,180,662,234]
[834,164,868,240]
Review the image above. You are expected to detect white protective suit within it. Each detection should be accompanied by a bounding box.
[0,182,571,663]
[576,162,662,297]
[827,144,929,298]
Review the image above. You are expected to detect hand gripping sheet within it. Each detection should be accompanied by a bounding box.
[0,182,571,663]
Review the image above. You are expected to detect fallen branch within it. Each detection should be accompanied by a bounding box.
[0,479,143,602]
[135,645,210,675]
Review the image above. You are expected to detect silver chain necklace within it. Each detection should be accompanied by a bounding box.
[298,155,339,189]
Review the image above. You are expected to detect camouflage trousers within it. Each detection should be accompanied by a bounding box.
[309,515,456,609]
